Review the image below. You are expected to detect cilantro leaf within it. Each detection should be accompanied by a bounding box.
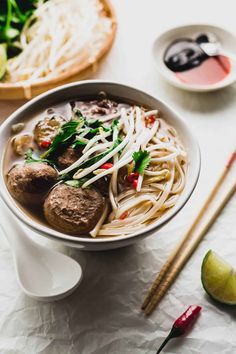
[41,120,80,158]
[25,149,52,165]
[132,150,151,175]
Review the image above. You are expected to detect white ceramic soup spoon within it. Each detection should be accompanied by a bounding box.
[0,199,83,301]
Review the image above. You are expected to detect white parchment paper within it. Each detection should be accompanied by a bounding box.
[0,0,236,352]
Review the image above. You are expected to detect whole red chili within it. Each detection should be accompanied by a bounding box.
[156,305,202,354]
[100,163,113,169]
[127,172,139,183]
[40,140,51,149]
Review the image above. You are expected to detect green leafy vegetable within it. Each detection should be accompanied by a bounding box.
[86,119,102,128]
[89,126,110,135]
[41,120,80,158]
[25,149,52,165]
[80,137,122,168]
[0,1,42,60]
[0,0,46,79]
[57,172,72,181]
[84,119,110,136]
[73,108,84,120]
[111,119,119,130]
[72,139,87,148]
[132,150,151,175]
[65,178,89,188]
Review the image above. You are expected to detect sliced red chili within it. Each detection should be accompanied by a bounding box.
[100,163,113,169]
[133,179,138,190]
[119,211,129,220]
[40,140,51,149]
[127,172,139,183]
[145,115,156,127]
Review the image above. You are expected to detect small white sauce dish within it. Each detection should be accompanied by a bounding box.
[153,24,236,92]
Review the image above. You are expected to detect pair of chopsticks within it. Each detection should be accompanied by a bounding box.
[142,150,236,316]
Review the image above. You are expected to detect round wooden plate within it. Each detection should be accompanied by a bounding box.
[0,0,117,100]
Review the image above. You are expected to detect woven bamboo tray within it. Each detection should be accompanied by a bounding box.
[0,0,117,100]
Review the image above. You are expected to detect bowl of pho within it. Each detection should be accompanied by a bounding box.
[0,80,200,250]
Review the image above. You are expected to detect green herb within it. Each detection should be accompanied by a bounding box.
[111,119,119,130]
[86,119,102,128]
[0,1,42,60]
[132,150,151,174]
[89,126,110,135]
[25,149,52,165]
[41,120,80,158]
[73,108,84,119]
[65,178,89,188]
[39,113,119,163]
[0,0,46,79]
[80,137,122,168]
[58,172,72,181]
[72,139,87,148]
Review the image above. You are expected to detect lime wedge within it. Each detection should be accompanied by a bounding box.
[201,250,236,305]
[0,44,7,80]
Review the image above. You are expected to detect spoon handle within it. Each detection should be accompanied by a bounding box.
[0,199,31,251]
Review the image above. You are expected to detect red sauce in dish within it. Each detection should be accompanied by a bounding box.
[176,56,231,85]
[164,34,231,86]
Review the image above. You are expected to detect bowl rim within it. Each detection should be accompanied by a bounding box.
[152,23,236,92]
[0,80,201,244]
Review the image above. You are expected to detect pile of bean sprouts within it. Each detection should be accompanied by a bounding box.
[59,106,187,238]
[6,0,112,83]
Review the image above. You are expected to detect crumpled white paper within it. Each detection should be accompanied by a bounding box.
[0,187,235,354]
[1,0,236,350]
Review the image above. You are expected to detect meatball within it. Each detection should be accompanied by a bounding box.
[94,176,110,197]
[7,163,58,205]
[34,116,65,148]
[57,147,81,169]
[44,184,105,235]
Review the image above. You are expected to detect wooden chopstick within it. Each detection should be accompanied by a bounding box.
[142,150,236,313]
[144,180,236,315]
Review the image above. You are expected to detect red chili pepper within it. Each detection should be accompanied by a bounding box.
[133,179,138,190]
[156,305,202,354]
[119,211,129,220]
[40,140,51,149]
[100,163,113,169]
[145,115,156,127]
[127,172,139,183]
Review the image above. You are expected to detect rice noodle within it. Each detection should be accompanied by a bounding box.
[5,0,112,83]
[60,105,187,237]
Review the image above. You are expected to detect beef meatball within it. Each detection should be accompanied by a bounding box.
[44,184,105,235]
[7,163,58,205]
[57,147,81,169]
[94,176,110,197]
[34,116,65,148]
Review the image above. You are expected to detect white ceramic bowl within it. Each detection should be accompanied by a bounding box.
[0,81,200,250]
[153,24,236,92]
